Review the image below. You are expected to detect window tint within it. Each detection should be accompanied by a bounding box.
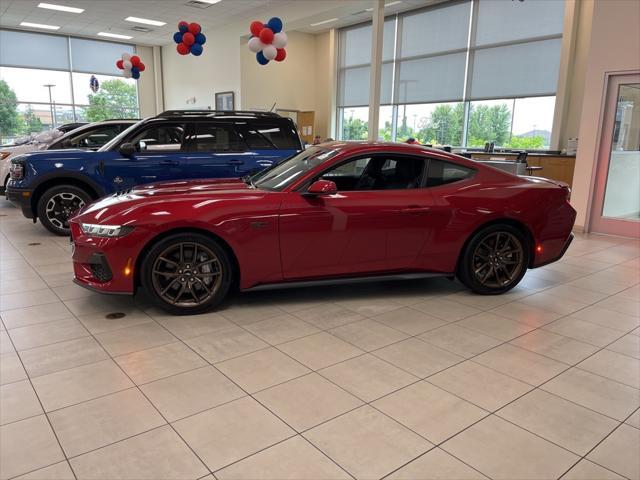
[130,125,184,152]
[187,124,243,152]
[60,126,123,149]
[321,155,425,191]
[426,159,474,187]
[237,123,299,149]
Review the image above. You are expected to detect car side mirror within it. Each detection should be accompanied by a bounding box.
[119,142,136,157]
[305,179,337,196]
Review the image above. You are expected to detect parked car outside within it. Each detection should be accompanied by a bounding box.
[69,141,576,315]
[7,111,302,235]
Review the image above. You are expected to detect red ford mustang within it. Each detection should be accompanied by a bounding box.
[70,142,576,315]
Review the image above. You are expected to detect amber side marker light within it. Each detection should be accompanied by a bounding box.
[123,258,133,277]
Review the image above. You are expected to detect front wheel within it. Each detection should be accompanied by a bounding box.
[37,185,93,236]
[141,233,234,315]
[458,224,530,295]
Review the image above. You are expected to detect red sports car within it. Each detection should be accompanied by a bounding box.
[70,142,576,315]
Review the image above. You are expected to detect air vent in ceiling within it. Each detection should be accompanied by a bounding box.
[131,26,153,32]
[185,0,214,8]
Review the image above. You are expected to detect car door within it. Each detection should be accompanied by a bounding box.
[102,122,188,189]
[278,153,436,279]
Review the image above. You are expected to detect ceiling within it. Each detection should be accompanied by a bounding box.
[0,0,436,46]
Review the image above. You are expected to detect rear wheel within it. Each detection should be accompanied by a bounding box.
[37,185,93,236]
[458,224,529,294]
[141,233,234,315]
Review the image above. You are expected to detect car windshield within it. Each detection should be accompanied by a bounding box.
[253,146,339,191]
[98,120,146,152]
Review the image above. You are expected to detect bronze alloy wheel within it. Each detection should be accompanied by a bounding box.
[151,241,223,307]
[471,231,524,289]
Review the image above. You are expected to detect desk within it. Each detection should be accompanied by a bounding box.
[468,153,576,187]
[526,165,544,176]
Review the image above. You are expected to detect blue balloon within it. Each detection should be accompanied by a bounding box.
[178,24,188,33]
[195,32,206,45]
[132,70,140,80]
[173,31,183,44]
[256,51,269,65]
[190,43,203,56]
[267,17,283,33]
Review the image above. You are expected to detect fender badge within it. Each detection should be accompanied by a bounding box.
[113,176,124,184]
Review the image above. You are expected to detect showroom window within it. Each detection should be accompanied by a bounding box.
[336,0,565,149]
[0,29,139,144]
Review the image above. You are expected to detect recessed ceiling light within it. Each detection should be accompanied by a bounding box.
[125,16,166,27]
[97,32,133,40]
[37,2,84,13]
[197,0,222,3]
[20,21,60,30]
[310,17,339,27]
[365,1,403,11]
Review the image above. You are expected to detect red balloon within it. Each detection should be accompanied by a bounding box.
[182,32,195,46]
[250,20,263,37]
[177,43,190,55]
[188,22,201,35]
[138,62,146,72]
[130,55,141,66]
[259,27,274,44]
[275,48,286,62]
[178,21,189,29]
[116,59,124,69]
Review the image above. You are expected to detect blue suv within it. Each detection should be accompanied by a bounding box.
[7,110,303,235]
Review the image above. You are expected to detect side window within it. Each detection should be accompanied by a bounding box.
[66,126,122,149]
[237,123,299,149]
[130,125,185,152]
[319,156,425,191]
[426,159,475,187]
[187,123,243,152]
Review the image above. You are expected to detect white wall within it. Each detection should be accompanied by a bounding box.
[136,45,159,118]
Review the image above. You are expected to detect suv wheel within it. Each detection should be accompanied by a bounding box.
[37,185,93,236]
[142,233,234,315]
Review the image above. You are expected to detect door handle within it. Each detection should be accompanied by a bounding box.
[227,159,244,165]
[401,206,431,214]
[159,160,179,166]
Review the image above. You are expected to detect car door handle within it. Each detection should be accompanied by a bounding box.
[401,206,431,214]
[159,160,179,166]
[227,160,244,165]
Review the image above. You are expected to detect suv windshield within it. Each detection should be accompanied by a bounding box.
[253,146,339,191]
[98,120,146,152]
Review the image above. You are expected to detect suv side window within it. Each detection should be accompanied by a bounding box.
[426,159,475,187]
[186,123,244,152]
[50,125,124,150]
[236,123,299,149]
[130,124,185,152]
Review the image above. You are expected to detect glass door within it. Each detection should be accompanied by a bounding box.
[590,74,640,237]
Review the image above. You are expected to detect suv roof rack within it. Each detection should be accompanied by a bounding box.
[158,110,281,118]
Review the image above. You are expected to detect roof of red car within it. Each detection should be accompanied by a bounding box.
[316,140,462,159]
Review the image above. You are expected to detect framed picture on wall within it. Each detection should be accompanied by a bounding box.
[215,91,235,111]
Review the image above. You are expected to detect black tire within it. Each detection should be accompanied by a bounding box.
[141,233,234,315]
[37,184,93,236]
[457,224,530,295]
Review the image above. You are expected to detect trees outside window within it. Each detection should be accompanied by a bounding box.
[86,79,138,122]
[0,80,19,141]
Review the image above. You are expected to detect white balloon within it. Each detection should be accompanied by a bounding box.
[123,60,133,70]
[273,32,287,49]
[121,53,131,61]
[123,69,132,78]
[262,45,277,60]
[248,37,264,53]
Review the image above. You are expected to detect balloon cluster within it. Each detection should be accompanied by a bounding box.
[248,17,287,65]
[116,53,145,80]
[173,21,206,56]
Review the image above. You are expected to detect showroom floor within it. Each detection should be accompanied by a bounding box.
[1,200,639,480]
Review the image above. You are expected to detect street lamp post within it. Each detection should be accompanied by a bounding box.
[43,84,56,128]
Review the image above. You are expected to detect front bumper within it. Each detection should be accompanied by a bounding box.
[6,187,34,219]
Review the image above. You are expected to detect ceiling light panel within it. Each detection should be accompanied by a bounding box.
[310,18,339,27]
[20,22,60,30]
[37,2,84,13]
[125,16,166,27]
[97,32,133,40]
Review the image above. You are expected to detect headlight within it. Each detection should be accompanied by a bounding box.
[80,223,133,237]
[9,161,24,180]
[0,152,10,161]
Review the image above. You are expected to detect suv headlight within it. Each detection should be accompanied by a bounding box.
[9,160,25,180]
[80,223,133,237]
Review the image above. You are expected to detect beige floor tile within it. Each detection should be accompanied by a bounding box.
[428,361,532,411]
[216,435,351,480]
[0,352,27,385]
[520,291,590,315]
[569,305,640,332]
[541,368,640,421]
[373,338,463,378]
[411,298,481,322]
[372,307,448,335]
[70,425,208,480]
[544,317,624,347]
[545,284,610,305]
[31,359,133,412]
[151,310,234,340]
[473,344,567,386]
[0,303,72,330]
[490,301,561,327]
[19,336,108,378]
[63,294,138,317]
[497,389,618,455]
[597,296,640,318]
[441,415,578,480]
[173,396,294,471]
[456,312,537,341]
[0,330,14,354]
[15,461,76,480]
[607,334,640,359]
[373,381,487,444]
[0,288,59,312]
[255,373,363,432]
[76,310,154,335]
[625,409,640,429]
[95,321,177,356]
[49,388,165,457]
[0,380,42,425]
[577,349,640,388]
[184,325,268,363]
[335,297,404,317]
[329,319,408,351]
[141,366,245,422]
[216,347,310,393]
[387,447,489,480]
[319,354,417,402]
[561,459,625,480]
[293,303,366,330]
[243,314,320,345]
[277,332,363,370]
[219,303,287,326]
[305,405,432,480]
[587,424,640,480]
[115,341,207,385]
[510,329,599,365]
[0,415,65,479]
[419,324,502,358]
[8,318,88,351]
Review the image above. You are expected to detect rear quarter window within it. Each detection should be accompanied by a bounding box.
[426,159,475,187]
